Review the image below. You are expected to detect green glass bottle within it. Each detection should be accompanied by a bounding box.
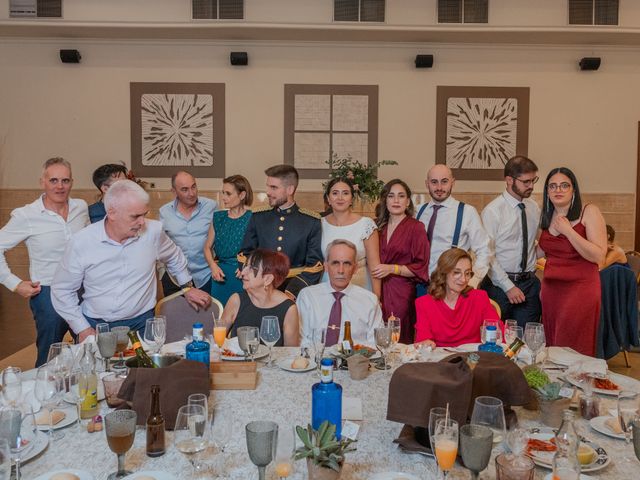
[127,330,157,368]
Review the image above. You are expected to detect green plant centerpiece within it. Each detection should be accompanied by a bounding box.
[295,421,356,479]
[325,153,397,203]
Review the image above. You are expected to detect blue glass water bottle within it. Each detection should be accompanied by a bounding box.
[478,325,504,353]
[185,322,210,368]
[312,358,343,438]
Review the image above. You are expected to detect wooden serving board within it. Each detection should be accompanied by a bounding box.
[209,361,258,390]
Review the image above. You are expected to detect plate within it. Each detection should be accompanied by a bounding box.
[221,344,269,361]
[526,427,610,472]
[589,415,625,440]
[370,473,421,480]
[454,343,482,352]
[34,469,94,480]
[565,372,638,396]
[36,405,78,431]
[278,357,317,373]
[326,344,381,360]
[12,430,48,465]
[121,471,178,480]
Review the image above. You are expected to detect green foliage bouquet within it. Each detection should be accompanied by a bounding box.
[325,153,397,203]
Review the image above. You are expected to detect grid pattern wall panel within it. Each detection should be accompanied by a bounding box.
[192,0,243,19]
[219,0,243,19]
[334,0,359,21]
[192,0,217,19]
[438,0,463,23]
[463,0,488,23]
[360,0,385,22]
[569,0,594,24]
[594,0,618,25]
[37,0,61,17]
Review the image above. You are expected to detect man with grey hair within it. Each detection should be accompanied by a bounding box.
[52,179,211,342]
[298,239,383,347]
[0,157,89,366]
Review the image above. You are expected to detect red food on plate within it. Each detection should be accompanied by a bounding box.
[593,378,619,391]
[527,438,557,453]
[222,349,242,357]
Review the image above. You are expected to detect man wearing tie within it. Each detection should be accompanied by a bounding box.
[480,156,542,328]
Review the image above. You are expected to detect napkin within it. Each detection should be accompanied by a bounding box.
[343,397,363,421]
[222,337,244,355]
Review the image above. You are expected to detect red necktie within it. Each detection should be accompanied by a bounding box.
[426,205,442,244]
[326,291,345,347]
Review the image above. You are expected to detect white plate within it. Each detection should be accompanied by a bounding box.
[565,372,638,396]
[326,344,381,360]
[589,415,626,440]
[454,343,482,352]
[221,344,269,361]
[526,427,610,472]
[277,357,317,373]
[121,471,178,480]
[36,405,78,431]
[12,430,48,465]
[370,473,420,480]
[34,469,94,480]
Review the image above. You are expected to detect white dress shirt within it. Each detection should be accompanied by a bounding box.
[51,219,191,334]
[415,196,492,281]
[298,282,383,347]
[0,195,89,291]
[482,191,541,293]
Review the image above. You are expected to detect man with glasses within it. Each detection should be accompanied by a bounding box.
[0,157,89,366]
[480,156,542,328]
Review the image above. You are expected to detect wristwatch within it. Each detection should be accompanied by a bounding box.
[180,280,195,290]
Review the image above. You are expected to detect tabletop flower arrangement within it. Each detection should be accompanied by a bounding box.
[295,420,357,479]
[325,153,398,203]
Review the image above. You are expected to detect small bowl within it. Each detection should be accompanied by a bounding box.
[125,354,181,368]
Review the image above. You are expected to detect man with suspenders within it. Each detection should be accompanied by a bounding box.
[415,165,492,295]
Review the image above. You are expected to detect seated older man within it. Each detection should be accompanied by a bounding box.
[298,239,383,347]
[52,180,211,342]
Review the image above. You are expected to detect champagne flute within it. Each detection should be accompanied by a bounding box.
[388,317,401,367]
[246,327,260,362]
[111,326,131,368]
[471,396,506,444]
[1,367,22,407]
[274,425,296,479]
[175,405,208,472]
[0,438,9,480]
[212,411,233,454]
[96,323,117,372]
[33,364,65,441]
[67,367,89,431]
[0,404,37,480]
[246,420,278,480]
[460,424,493,479]
[374,327,392,371]
[213,313,227,351]
[260,316,281,368]
[428,407,447,455]
[434,418,459,479]
[523,322,545,364]
[105,409,137,479]
[311,327,326,376]
[618,390,639,462]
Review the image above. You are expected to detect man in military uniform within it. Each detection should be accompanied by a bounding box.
[239,164,323,300]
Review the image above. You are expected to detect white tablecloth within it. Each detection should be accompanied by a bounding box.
[20,347,640,479]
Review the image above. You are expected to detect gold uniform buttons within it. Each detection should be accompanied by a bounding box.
[280,216,285,221]
[277,246,282,251]
[279,226,284,231]
[278,236,283,241]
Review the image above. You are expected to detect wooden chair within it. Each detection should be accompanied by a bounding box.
[155,291,224,343]
[489,299,502,319]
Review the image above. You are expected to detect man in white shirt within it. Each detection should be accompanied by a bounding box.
[415,164,491,286]
[159,171,217,297]
[480,156,542,328]
[0,157,89,366]
[298,239,383,347]
[52,180,211,342]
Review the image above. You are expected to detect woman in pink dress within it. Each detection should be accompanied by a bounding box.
[414,248,500,347]
[538,167,607,356]
[372,179,429,343]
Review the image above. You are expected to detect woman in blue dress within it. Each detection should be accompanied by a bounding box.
[204,175,253,305]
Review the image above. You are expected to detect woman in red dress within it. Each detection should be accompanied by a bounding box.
[372,179,429,343]
[538,167,607,356]
[414,248,500,347]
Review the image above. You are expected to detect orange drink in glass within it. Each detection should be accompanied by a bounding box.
[213,326,227,348]
[434,418,459,478]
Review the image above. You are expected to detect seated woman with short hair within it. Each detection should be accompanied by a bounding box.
[221,248,299,346]
[415,248,500,348]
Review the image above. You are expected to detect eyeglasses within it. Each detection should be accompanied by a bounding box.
[451,270,474,280]
[547,182,572,192]
[511,176,539,187]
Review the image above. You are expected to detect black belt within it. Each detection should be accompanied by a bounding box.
[506,271,535,282]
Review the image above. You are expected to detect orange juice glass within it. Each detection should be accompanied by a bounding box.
[435,438,458,471]
[213,326,227,348]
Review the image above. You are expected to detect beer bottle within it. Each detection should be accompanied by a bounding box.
[342,321,353,352]
[127,330,156,368]
[146,385,166,457]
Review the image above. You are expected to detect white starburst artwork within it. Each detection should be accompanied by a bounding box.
[446,97,518,169]
[141,93,214,166]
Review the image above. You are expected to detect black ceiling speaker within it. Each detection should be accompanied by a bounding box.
[230,51,248,66]
[60,49,81,64]
[415,54,434,69]
[579,57,601,71]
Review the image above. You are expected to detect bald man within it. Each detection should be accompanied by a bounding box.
[415,164,491,287]
[159,171,218,296]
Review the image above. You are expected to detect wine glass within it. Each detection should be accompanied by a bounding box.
[0,404,37,480]
[428,407,447,454]
[460,424,493,479]
[66,368,89,431]
[504,325,523,348]
[388,317,401,366]
[111,326,131,368]
[632,418,640,463]
[1,367,22,407]
[434,418,459,479]
[618,390,639,462]
[238,326,260,362]
[144,318,166,354]
[471,396,506,445]
[105,409,137,479]
[245,420,278,480]
[46,342,75,381]
[374,327,392,371]
[33,364,65,441]
[523,322,545,364]
[0,438,9,480]
[260,316,281,368]
[311,327,326,376]
[274,425,296,479]
[96,323,117,372]
[213,314,227,351]
[174,405,208,472]
[211,410,233,454]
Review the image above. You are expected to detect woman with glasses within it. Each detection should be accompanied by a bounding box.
[220,248,299,346]
[538,167,607,356]
[414,248,500,348]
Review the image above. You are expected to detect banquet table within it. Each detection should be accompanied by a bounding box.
[19,346,640,479]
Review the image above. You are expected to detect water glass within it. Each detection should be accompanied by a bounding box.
[495,452,535,480]
[1,367,22,407]
[96,323,117,372]
[174,405,208,471]
[618,390,639,462]
[311,327,327,376]
[471,396,506,444]
[0,438,9,480]
[246,420,278,480]
[460,424,493,479]
[0,405,37,480]
[374,327,392,371]
[111,326,131,367]
[434,418,459,479]
[102,373,127,408]
[33,365,65,441]
[105,409,137,479]
[260,316,281,368]
[523,323,545,364]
